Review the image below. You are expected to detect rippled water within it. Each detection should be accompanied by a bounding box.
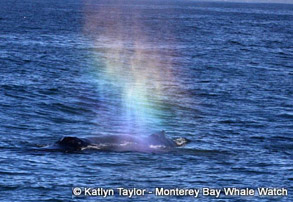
[0,0,292,201]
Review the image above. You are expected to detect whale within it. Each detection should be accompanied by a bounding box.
[43,131,190,153]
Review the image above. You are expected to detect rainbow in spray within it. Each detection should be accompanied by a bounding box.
[82,2,179,136]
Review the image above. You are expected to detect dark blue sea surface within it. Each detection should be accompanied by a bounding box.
[0,0,292,201]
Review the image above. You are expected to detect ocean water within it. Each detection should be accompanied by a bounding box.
[0,0,292,201]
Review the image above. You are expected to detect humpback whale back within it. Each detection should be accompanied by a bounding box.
[149,131,176,147]
[150,131,190,147]
[57,137,90,151]
[173,137,190,146]
[49,131,190,152]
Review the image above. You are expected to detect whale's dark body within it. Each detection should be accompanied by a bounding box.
[45,131,190,153]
